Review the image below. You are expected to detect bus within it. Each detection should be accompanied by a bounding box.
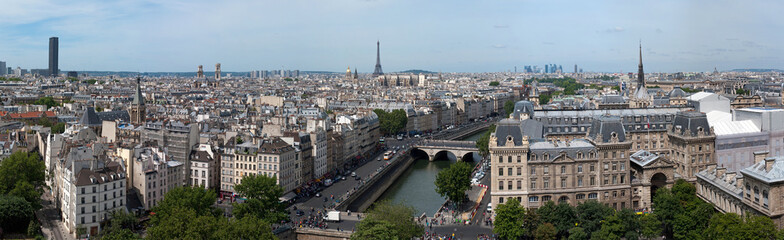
[383,151,392,160]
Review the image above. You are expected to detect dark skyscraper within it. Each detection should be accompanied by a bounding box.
[373,41,383,77]
[637,43,645,87]
[48,37,58,77]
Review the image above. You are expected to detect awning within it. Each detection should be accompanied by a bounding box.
[279,192,297,202]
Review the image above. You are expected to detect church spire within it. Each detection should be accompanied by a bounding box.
[637,42,645,88]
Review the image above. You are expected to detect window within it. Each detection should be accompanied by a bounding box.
[543,167,549,174]
[517,168,522,176]
[517,156,521,163]
[499,197,504,203]
[81,188,85,194]
[590,176,596,186]
[604,176,609,185]
[604,163,609,170]
[745,184,751,198]
[498,156,502,163]
[508,181,513,190]
[612,162,617,171]
[578,177,583,187]
[561,166,566,174]
[543,179,550,189]
[754,187,760,202]
[612,175,617,184]
[590,164,595,172]
[620,174,625,184]
[576,194,585,200]
[531,179,537,189]
[517,180,522,190]
[577,165,583,173]
[530,167,536,176]
[529,196,539,202]
[763,190,769,208]
[588,193,598,199]
[499,167,503,176]
[508,156,512,163]
[508,168,513,176]
[499,181,504,190]
[620,162,625,170]
[561,178,567,188]
[542,196,552,202]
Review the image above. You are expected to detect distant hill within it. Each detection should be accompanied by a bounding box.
[730,69,784,73]
[399,69,436,74]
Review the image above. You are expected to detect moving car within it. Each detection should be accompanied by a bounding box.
[487,203,493,212]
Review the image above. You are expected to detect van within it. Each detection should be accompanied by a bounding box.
[487,203,493,212]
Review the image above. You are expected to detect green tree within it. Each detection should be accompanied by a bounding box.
[736,88,749,95]
[33,96,59,109]
[535,223,557,240]
[27,220,41,237]
[147,206,220,239]
[476,124,496,158]
[434,161,472,205]
[37,117,54,127]
[539,94,551,105]
[51,122,66,134]
[0,195,34,232]
[494,197,537,239]
[704,213,743,240]
[639,213,662,239]
[150,186,220,219]
[739,214,778,240]
[591,209,639,240]
[353,200,423,240]
[489,81,500,86]
[352,218,400,240]
[9,181,42,210]
[0,151,45,198]
[100,228,138,240]
[232,174,288,223]
[214,216,277,240]
[537,201,576,237]
[373,109,408,135]
[503,100,515,117]
[574,200,613,234]
[568,227,588,240]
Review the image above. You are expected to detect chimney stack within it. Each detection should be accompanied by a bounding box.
[725,172,736,183]
[754,151,769,164]
[765,158,776,172]
[716,167,726,178]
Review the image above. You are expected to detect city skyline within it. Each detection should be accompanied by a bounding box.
[0,0,783,73]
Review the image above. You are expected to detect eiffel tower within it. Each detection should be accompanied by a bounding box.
[372,41,384,77]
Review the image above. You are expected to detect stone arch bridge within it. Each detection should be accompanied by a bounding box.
[412,140,479,162]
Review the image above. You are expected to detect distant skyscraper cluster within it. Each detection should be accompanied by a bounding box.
[248,69,299,79]
[521,64,566,74]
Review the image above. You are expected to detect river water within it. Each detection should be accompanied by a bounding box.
[377,130,485,216]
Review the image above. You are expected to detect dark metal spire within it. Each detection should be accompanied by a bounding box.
[373,41,383,77]
[637,42,645,88]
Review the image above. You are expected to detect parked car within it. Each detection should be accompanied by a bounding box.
[351,172,357,177]
[487,203,493,212]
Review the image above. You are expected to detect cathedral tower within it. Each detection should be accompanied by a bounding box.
[129,77,146,124]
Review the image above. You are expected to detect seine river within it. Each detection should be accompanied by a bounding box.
[377,131,484,215]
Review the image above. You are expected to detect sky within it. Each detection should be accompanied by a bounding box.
[0,0,783,73]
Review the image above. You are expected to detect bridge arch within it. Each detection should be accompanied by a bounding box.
[432,150,458,162]
[460,152,480,162]
[409,148,429,160]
